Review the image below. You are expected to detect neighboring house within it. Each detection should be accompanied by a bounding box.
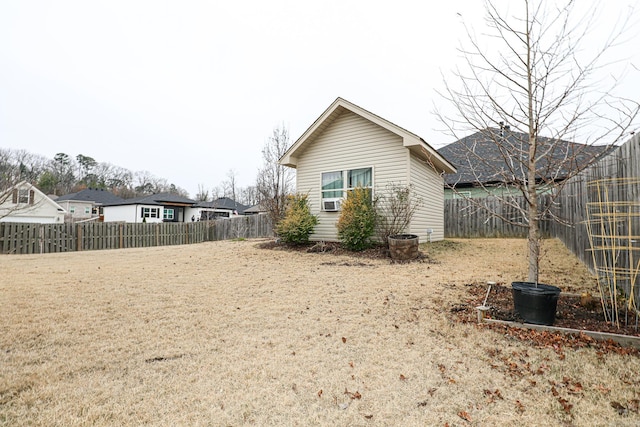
[243,203,267,215]
[193,197,249,220]
[56,188,125,222]
[279,97,456,242]
[438,127,613,199]
[102,193,196,223]
[0,181,66,223]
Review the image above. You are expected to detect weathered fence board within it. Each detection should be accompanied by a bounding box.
[445,196,546,238]
[551,135,640,272]
[0,215,273,255]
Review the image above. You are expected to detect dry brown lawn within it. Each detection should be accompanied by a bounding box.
[1,238,639,426]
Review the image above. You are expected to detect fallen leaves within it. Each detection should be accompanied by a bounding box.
[483,389,503,404]
[457,410,472,422]
[344,388,361,400]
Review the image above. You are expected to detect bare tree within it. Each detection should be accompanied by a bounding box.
[210,185,223,201]
[256,125,295,225]
[222,169,238,201]
[437,0,640,283]
[238,185,258,206]
[195,184,210,202]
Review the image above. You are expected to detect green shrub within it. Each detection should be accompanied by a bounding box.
[337,187,377,251]
[275,194,318,244]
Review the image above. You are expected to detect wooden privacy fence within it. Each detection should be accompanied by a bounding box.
[444,134,640,274]
[0,215,273,254]
[550,134,640,272]
[444,196,553,238]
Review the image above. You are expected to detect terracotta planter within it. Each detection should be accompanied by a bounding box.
[388,234,419,260]
[511,281,561,326]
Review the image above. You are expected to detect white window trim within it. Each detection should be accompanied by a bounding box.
[18,189,30,204]
[142,207,160,218]
[453,191,472,199]
[320,166,374,211]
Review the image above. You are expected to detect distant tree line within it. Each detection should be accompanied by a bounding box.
[1,124,295,210]
[0,149,189,199]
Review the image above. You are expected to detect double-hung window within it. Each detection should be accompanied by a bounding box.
[321,167,372,211]
[141,207,160,219]
[18,189,30,204]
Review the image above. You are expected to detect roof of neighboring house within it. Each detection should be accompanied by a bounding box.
[104,192,196,207]
[196,197,249,214]
[279,97,456,174]
[437,127,614,187]
[56,188,125,205]
[243,203,266,214]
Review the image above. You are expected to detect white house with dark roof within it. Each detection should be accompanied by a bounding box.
[102,193,196,223]
[279,97,456,243]
[0,181,66,223]
[192,197,249,220]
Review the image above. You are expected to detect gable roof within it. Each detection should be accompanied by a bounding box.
[279,97,456,174]
[438,128,614,187]
[195,197,249,214]
[1,181,66,213]
[104,192,196,207]
[56,188,125,205]
[243,203,266,214]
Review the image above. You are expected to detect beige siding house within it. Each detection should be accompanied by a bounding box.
[280,97,455,242]
[0,181,66,224]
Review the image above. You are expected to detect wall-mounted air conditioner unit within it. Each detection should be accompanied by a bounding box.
[323,198,342,212]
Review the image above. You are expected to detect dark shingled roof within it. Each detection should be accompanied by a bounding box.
[104,192,196,207]
[195,197,249,214]
[56,188,125,205]
[437,128,614,187]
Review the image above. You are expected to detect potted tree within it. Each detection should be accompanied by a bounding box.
[376,184,423,261]
[437,1,638,325]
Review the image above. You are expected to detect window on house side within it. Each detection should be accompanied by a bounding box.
[18,189,29,204]
[453,191,472,199]
[163,209,174,220]
[142,207,160,218]
[321,171,343,199]
[321,167,373,209]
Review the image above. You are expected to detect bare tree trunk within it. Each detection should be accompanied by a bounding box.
[525,1,539,284]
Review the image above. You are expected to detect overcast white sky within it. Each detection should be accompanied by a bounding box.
[1,0,639,198]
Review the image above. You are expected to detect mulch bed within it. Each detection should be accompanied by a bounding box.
[255,240,432,263]
[454,283,640,337]
[451,283,640,356]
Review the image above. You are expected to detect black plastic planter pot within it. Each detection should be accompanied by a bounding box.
[511,282,561,326]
